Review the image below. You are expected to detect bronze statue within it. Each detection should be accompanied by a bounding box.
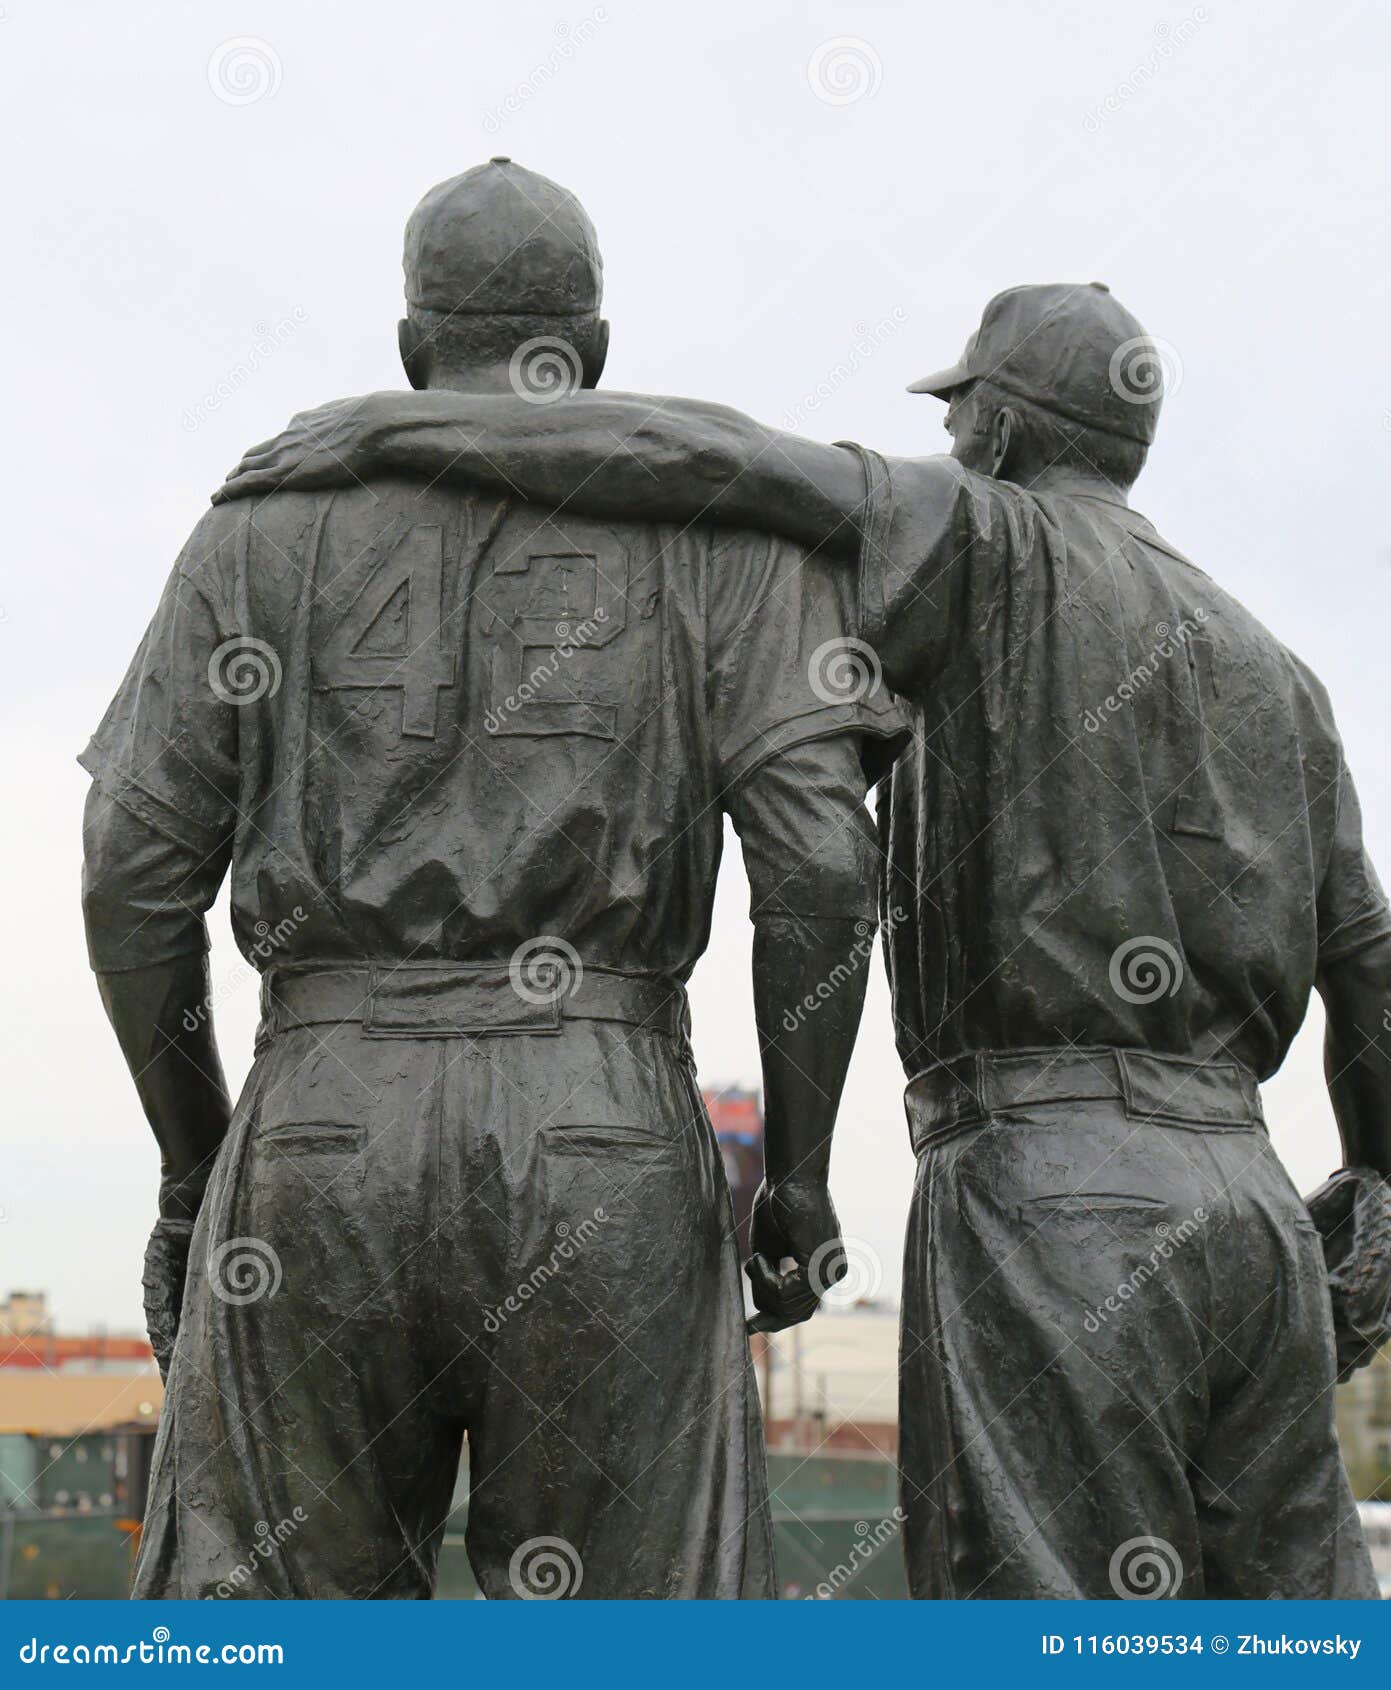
[81,161,905,1598]
[224,276,1391,1599]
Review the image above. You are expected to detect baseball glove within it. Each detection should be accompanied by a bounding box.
[142,1217,195,1382]
[1303,1166,1391,1383]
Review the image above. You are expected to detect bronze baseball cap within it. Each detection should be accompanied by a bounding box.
[403,158,603,317]
[908,282,1162,444]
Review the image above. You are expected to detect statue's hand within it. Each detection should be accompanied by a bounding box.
[1303,1166,1391,1381]
[142,1217,194,1382]
[745,1175,846,1335]
[213,395,389,504]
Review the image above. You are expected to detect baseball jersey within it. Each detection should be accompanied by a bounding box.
[849,448,1391,1081]
[80,481,903,976]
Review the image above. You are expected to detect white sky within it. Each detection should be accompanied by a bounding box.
[4,0,1389,1329]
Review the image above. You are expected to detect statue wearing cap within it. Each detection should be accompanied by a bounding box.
[82,161,910,1601]
[398,158,609,391]
[221,279,1391,1602]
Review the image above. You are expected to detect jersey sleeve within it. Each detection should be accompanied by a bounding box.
[706,527,907,795]
[78,504,246,857]
[1317,755,1391,966]
[845,448,1038,700]
[726,734,879,924]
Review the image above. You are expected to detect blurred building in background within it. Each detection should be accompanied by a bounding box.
[1336,1345,1391,1502]
[0,1293,50,1339]
[0,1293,159,1599]
[703,1085,763,1260]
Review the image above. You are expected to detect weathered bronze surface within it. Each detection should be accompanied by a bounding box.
[82,163,906,1598]
[221,266,1391,1599]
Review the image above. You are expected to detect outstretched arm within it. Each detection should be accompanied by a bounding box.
[216,390,868,560]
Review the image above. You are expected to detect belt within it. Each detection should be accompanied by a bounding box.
[904,1045,1264,1156]
[259,962,689,1040]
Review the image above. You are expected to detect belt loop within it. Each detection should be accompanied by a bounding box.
[257,969,279,1044]
[971,1051,988,1118]
[1115,1048,1136,1118]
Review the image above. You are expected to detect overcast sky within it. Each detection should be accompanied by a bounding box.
[4,0,1389,1330]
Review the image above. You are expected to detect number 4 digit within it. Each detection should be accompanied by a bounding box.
[316,524,455,738]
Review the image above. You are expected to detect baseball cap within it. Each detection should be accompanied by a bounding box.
[908,282,1162,444]
[403,158,603,317]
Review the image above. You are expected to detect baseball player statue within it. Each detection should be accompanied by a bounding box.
[224,281,1391,1599]
[81,161,904,1598]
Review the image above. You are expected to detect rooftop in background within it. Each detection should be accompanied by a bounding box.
[0,1291,52,1338]
[0,1372,162,1437]
[0,1289,154,1372]
[762,1303,899,1458]
[703,1085,763,1145]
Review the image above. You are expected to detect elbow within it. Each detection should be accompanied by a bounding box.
[775,843,876,928]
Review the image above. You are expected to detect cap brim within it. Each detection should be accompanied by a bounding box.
[906,360,972,397]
